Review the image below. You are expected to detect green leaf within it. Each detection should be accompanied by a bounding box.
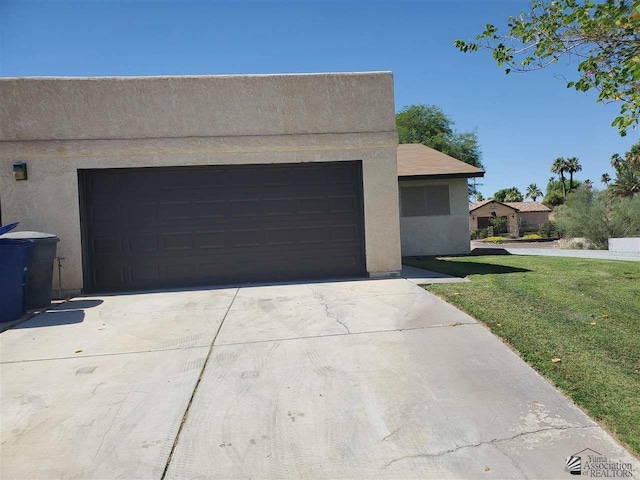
[453,0,640,136]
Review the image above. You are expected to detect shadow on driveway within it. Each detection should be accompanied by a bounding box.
[12,299,103,329]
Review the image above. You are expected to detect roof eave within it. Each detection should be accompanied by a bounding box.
[469,200,519,213]
[398,171,485,181]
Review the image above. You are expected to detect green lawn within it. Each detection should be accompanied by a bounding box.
[405,255,640,455]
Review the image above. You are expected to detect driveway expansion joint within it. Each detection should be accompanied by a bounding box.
[380,424,597,471]
[160,287,240,480]
[0,344,213,365]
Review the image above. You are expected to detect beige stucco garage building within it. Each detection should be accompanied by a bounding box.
[397,144,484,256]
[0,73,401,295]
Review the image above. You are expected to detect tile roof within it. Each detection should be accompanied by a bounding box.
[468,199,518,212]
[468,200,551,213]
[397,144,484,178]
[504,202,551,212]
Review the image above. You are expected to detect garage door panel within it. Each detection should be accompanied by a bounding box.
[327,165,358,184]
[229,199,261,218]
[193,201,226,219]
[158,202,192,221]
[297,197,326,215]
[229,168,261,187]
[330,225,360,243]
[89,173,120,193]
[92,265,126,287]
[264,227,295,246]
[90,205,120,225]
[298,226,325,244]
[262,167,294,186]
[130,234,159,253]
[263,198,294,216]
[294,166,326,185]
[165,263,196,282]
[194,231,226,249]
[328,195,357,213]
[162,233,193,251]
[80,162,365,292]
[91,237,123,255]
[131,264,160,283]
[228,229,263,248]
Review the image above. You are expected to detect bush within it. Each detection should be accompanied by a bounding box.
[490,216,508,234]
[522,233,543,240]
[484,236,506,244]
[538,227,549,238]
[554,189,640,249]
[478,228,489,239]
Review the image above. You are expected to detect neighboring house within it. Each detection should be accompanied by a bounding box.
[503,201,552,230]
[397,144,484,256]
[469,200,551,235]
[0,73,402,295]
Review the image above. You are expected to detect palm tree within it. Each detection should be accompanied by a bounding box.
[601,173,611,186]
[609,155,640,197]
[609,169,640,197]
[611,153,623,170]
[566,157,582,192]
[608,151,640,197]
[551,157,568,197]
[526,183,542,201]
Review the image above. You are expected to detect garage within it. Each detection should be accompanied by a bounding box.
[1,73,401,296]
[79,162,365,292]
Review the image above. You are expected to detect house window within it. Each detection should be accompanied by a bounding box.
[400,185,450,217]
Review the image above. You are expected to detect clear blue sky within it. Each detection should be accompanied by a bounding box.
[1,0,638,198]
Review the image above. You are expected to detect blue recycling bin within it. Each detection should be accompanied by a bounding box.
[0,223,34,322]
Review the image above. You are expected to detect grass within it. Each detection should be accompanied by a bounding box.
[405,255,640,455]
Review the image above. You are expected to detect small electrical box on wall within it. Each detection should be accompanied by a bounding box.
[12,162,27,181]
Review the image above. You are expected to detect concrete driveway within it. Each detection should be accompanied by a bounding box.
[1,279,638,479]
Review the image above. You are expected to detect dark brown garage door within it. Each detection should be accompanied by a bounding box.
[79,162,365,292]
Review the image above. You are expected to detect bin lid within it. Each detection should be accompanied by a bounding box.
[0,222,19,236]
[0,230,59,240]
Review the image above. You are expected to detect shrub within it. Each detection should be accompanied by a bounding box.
[522,233,543,240]
[538,227,549,237]
[478,228,489,239]
[490,216,508,234]
[554,189,640,249]
[484,236,506,244]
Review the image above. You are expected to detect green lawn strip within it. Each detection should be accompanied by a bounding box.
[405,255,640,454]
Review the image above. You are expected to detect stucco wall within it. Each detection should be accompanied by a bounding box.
[0,73,395,141]
[518,211,550,228]
[0,73,401,294]
[399,178,470,256]
[608,238,640,253]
